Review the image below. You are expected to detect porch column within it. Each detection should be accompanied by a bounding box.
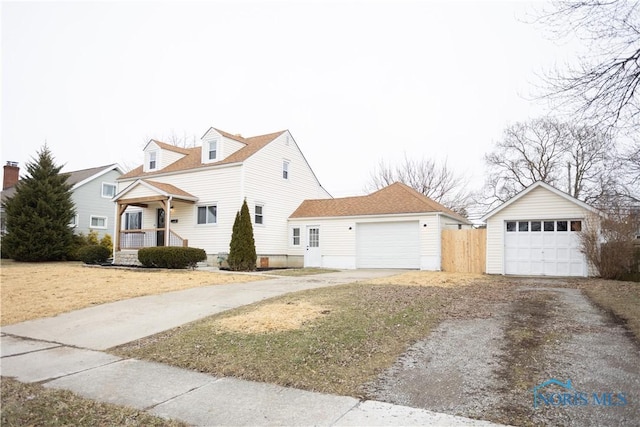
[115,202,129,251]
[161,197,172,246]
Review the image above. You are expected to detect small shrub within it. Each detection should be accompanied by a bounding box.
[87,230,99,246]
[138,247,207,269]
[77,245,111,264]
[67,233,88,261]
[100,234,113,253]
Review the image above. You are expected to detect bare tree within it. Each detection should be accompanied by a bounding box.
[483,118,617,206]
[365,154,472,216]
[535,1,640,131]
[165,130,198,148]
[484,118,566,203]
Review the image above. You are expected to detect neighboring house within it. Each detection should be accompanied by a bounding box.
[288,182,472,270]
[481,181,600,277]
[0,163,124,240]
[113,128,332,266]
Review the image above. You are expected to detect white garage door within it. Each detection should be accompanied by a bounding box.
[356,221,420,269]
[504,219,586,276]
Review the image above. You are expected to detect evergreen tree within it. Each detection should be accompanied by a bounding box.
[2,145,75,261]
[227,199,257,271]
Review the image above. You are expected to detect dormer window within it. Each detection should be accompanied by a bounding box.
[148,151,157,170]
[208,140,218,161]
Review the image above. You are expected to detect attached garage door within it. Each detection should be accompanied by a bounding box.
[504,219,586,276]
[356,221,420,269]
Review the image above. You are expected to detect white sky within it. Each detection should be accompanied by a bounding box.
[1,1,574,196]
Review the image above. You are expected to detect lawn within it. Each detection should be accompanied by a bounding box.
[0,260,264,325]
[113,271,640,399]
[0,378,186,427]
[113,272,517,397]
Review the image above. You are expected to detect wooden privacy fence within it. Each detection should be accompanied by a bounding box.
[441,228,486,274]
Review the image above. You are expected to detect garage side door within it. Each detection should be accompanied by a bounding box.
[356,221,420,269]
[504,219,586,276]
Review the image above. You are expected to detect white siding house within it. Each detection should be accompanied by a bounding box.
[288,183,472,270]
[113,128,331,266]
[481,181,599,277]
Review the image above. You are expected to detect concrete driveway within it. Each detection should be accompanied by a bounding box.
[1,269,402,350]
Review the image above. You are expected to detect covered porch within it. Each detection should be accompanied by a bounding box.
[113,179,199,252]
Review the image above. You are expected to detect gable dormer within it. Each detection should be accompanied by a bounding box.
[201,128,247,164]
[142,140,188,173]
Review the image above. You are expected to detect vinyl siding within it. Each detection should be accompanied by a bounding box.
[485,186,591,274]
[288,213,451,270]
[118,165,243,254]
[71,169,121,239]
[243,131,331,255]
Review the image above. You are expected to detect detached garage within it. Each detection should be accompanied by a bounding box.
[481,181,599,277]
[288,183,471,270]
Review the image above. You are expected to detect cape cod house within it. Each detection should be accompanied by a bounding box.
[113,126,474,270]
[113,128,331,266]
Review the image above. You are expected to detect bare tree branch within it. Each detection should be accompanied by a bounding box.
[364,154,472,216]
[483,118,619,207]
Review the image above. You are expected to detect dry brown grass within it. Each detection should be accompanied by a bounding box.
[215,301,330,333]
[0,260,263,325]
[362,270,496,287]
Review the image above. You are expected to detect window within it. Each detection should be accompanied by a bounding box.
[148,151,157,170]
[544,221,555,232]
[125,211,142,230]
[102,183,116,198]
[571,220,582,232]
[197,205,217,224]
[292,227,300,245]
[90,215,107,229]
[283,160,289,179]
[208,140,217,160]
[255,204,264,225]
[506,221,516,232]
[557,221,568,231]
[531,221,541,232]
[518,221,529,232]
[308,227,320,247]
[69,215,79,228]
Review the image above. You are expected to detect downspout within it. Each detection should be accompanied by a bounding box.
[436,213,442,271]
[166,196,173,246]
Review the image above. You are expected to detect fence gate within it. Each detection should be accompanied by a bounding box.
[441,228,486,273]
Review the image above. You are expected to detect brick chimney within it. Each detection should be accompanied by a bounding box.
[3,161,19,190]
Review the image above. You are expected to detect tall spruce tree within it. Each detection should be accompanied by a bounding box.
[2,145,75,261]
[227,199,257,271]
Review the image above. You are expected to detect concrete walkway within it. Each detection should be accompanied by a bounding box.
[1,269,502,426]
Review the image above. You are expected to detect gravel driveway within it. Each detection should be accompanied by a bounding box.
[364,280,640,426]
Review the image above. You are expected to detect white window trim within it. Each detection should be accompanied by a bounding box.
[291,227,301,246]
[147,150,159,171]
[282,160,290,180]
[124,210,143,230]
[208,139,218,161]
[101,182,117,198]
[69,214,79,228]
[254,203,265,226]
[90,215,108,229]
[196,203,218,225]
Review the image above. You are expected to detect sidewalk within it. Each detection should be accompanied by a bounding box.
[1,270,503,426]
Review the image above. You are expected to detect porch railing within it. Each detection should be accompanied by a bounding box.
[119,229,188,249]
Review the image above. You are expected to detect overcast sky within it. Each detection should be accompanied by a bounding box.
[1,1,574,196]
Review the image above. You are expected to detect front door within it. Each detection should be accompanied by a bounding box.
[304,226,321,267]
[156,208,166,246]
